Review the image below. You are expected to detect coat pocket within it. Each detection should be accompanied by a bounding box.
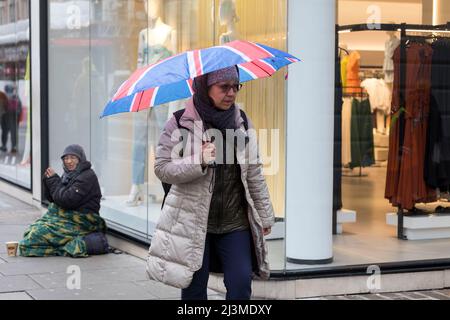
[157,193,184,233]
[166,193,184,222]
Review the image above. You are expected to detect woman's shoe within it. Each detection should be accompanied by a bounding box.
[125,184,144,207]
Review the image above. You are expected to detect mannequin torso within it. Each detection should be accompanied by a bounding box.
[383,33,400,83]
[138,17,176,68]
[127,15,178,206]
[219,0,239,45]
[220,21,239,44]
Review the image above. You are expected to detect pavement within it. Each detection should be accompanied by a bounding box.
[3,191,450,301]
[0,191,224,300]
[317,290,450,300]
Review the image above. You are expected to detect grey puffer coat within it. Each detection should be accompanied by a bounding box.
[146,98,275,289]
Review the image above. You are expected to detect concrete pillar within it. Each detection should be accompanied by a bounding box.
[31,0,42,205]
[286,0,335,264]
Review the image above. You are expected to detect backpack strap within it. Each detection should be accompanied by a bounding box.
[240,109,249,131]
[173,109,186,129]
[161,108,187,210]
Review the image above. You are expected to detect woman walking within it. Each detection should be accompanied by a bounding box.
[147,66,275,300]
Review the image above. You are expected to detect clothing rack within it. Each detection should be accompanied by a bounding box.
[360,66,384,80]
[336,22,450,238]
[342,86,368,98]
[397,24,450,239]
[360,66,383,69]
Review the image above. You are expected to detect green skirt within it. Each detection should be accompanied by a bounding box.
[19,203,106,258]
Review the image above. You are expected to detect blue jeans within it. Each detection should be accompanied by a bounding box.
[181,230,253,300]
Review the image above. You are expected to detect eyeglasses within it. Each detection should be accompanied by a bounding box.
[63,155,79,162]
[217,83,243,93]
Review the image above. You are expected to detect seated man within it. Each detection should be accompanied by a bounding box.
[19,144,109,258]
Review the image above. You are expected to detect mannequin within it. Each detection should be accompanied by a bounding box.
[383,30,400,84]
[137,0,176,68]
[126,0,177,206]
[219,0,240,44]
[382,29,399,134]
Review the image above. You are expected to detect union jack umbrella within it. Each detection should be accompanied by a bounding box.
[101,40,300,118]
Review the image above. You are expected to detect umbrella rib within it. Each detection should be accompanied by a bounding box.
[136,92,144,112]
[253,61,273,78]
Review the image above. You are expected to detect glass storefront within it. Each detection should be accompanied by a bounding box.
[0,0,31,189]
[47,0,287,249]
[308,0,450,273]
[43,0,450,278]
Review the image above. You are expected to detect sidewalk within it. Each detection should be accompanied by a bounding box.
[4,191,450,301]
[0,191,224,300]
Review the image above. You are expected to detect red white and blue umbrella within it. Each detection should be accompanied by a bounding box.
[101,40,300,118]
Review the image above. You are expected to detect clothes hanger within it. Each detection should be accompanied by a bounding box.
[339,46,349,55]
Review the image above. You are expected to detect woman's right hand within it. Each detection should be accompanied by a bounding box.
[44,168,56,178]
[201,142,216,167]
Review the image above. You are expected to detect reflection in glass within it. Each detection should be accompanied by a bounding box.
[87,0,215,240]
[0,0,30,188]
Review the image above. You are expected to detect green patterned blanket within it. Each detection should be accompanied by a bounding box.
[19,203,106,258]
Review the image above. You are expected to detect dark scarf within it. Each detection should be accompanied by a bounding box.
[61,161,90,186]
[193,74,242,164]
[193,74,238,134]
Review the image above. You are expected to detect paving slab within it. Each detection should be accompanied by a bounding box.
[134,280,181,299]
[345,295,370,300]
[0,254,68,264]
[0,210,42,225]
[27,281,158,300]
[394,292,432,300]
[134,280,221,300]
[0,225,28,240]
[0,259,82,276]
[358,294,391,300]
[439,289,450,296]
[0,275,42,293]
[30,266,149,289]
[423,291,450,300]
[0,253,145,276]
[0,292,33,300]
[0,193,35,210]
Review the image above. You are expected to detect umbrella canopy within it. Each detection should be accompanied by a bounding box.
[101,40,300,118]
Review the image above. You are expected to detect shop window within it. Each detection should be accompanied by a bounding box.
[0,0,31,188]
[48,0,287,263]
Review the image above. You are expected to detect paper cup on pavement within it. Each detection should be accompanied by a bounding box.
[6,242,19,257]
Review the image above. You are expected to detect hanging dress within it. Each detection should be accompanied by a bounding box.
[425,39,450,191]
[346,51,361,94]
[385,43,436,210]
